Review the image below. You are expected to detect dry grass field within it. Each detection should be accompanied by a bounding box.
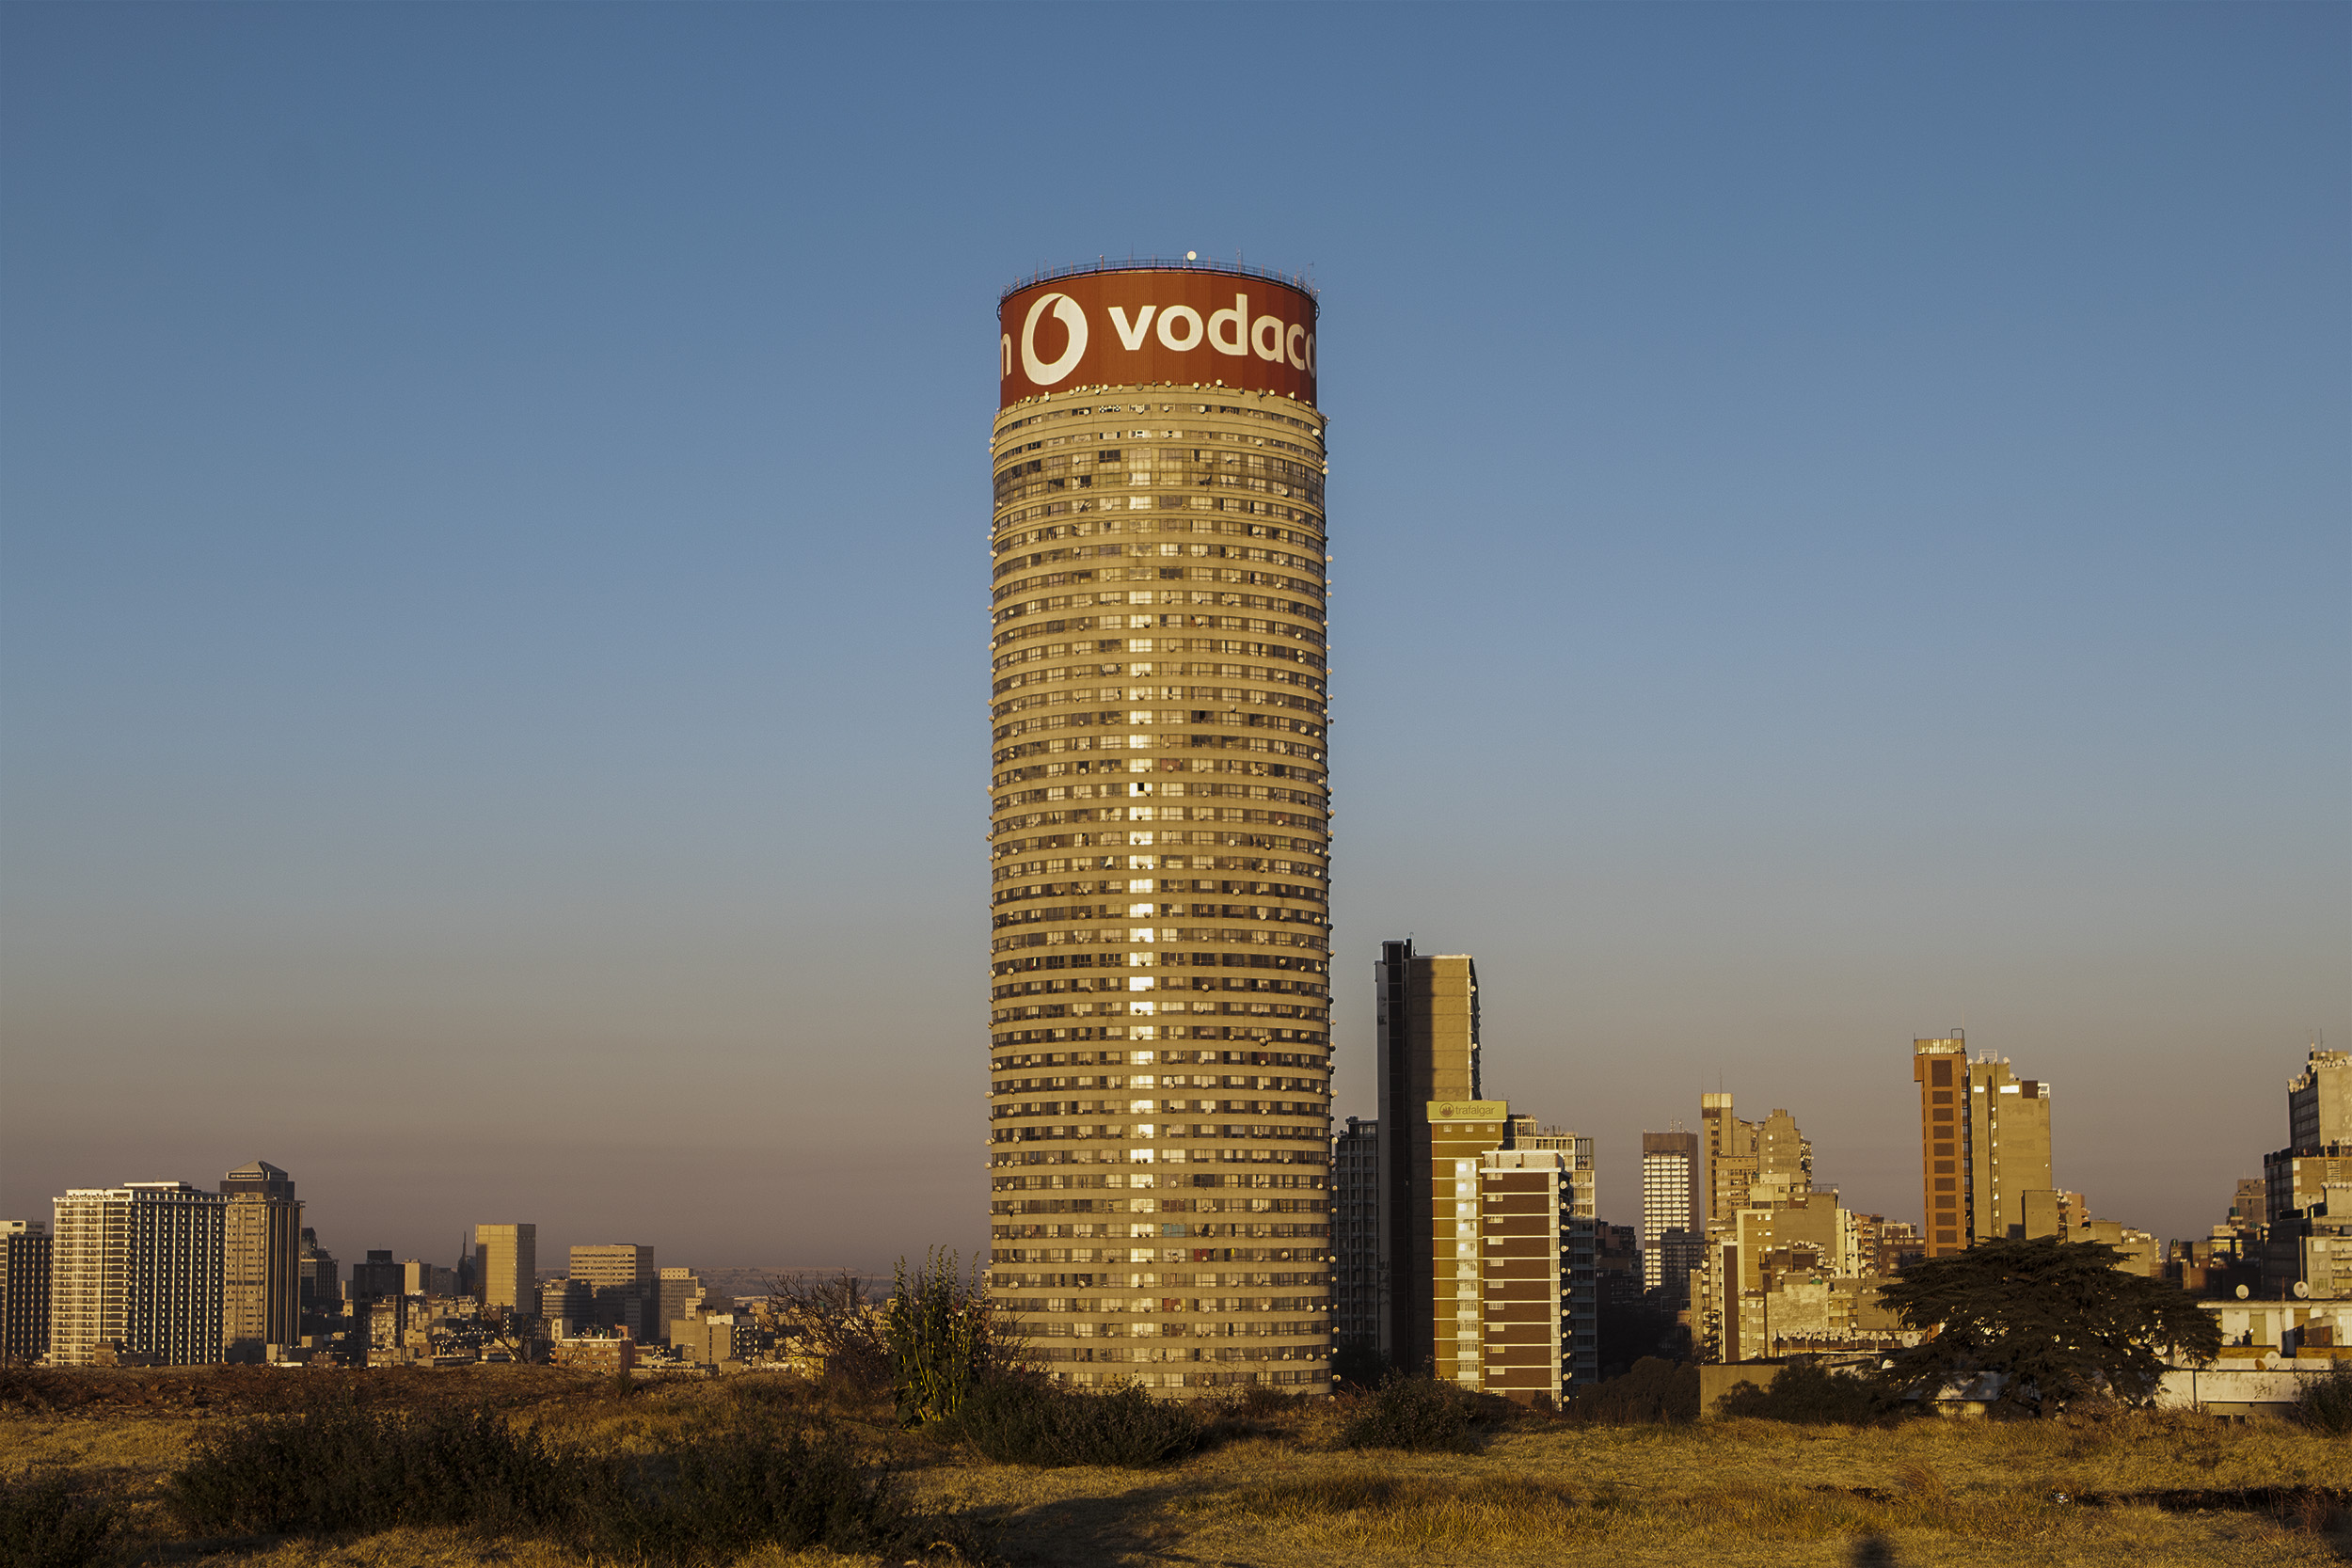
[2,1367,2344,1568]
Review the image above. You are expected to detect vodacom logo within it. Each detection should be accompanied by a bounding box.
[1021,293,1089,386]
[1004,285,1316,390]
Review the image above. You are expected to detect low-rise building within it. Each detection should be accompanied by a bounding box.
[675,1313,749,1368]
[551,1335,637,1374]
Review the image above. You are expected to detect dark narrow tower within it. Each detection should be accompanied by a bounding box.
[1373,939,1479,1373]
[985,260,1333,1398]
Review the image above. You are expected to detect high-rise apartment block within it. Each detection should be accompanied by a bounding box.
[1510,1121,1600,1389]
[49,1182,225,1367]
[1450,1145,1597,1401]
[1427,1098,1511,1386]
[1422,1107,1598,1398]
[1337,947,1596,1398]
[473,1224,537,1315]
[2,1222,52,1364]
[1641,1130,1701,1298]
[1330,1117,1381,1350]
[1375,942,1479,1372]
[986,261,1332,1397]
[1757,1109,1813,1193]
[1912,1035,2055,1256]
[219,1160,301,1362]
[1702,1096,1813,1219]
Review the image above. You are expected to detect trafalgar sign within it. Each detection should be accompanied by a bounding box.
[998,270,1318,409]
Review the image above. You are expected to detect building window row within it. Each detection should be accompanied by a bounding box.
[993,633,1325,680]
[993,753,1324,794]
[993,864,1327,901]
[1019,1317,1327,1339]
[993,611,1324,658]
[993,1090,1326,1115]
[992,1129,1326,1151]
[993,1144,1327,1170]
[990,1049,1323,1073]
[993,942,1328,978]
[993,1030,1328,1054]
[994,713,1325,752]
[994,686,1324,723]
[993,1195,1327,1214]
[994,540,1323,585]
[993,562,1323,604]
[993,1002,1327,1030]
[996,971,1327,1003]
[993,507,1322,557]
[993,423,1323,474]
[992,398,1325,449]
[995,663,1324,703]
[994,458,1324,511]
[994,586,1324,628]
[994,813,1325,851]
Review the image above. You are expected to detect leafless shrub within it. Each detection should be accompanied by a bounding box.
[768,1270,891,1395]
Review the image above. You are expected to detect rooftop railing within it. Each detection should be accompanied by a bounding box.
[1001,255,1318,302]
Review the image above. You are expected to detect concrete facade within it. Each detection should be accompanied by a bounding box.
[1451,1148,1583,1402]
[985,302,1333,1397]
[1426,1100,1510,1385]
[1914,1035,2055,1256]
[1700,1093,1755,1227]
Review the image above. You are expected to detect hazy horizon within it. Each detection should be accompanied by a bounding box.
[3,5,2344,1274]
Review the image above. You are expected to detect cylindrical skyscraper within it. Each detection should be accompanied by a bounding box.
[987,260,1332,1397]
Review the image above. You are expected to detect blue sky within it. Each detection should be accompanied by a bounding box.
[3,4,2344,1271]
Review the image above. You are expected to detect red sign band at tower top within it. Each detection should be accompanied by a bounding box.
[998,268,1319,410]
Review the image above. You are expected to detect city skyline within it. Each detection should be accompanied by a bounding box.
[3,6,2345,1268]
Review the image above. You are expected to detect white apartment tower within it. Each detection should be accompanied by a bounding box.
[49,1182,225,1367]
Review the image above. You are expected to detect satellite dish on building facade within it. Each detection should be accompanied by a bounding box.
[2235,1284,2251,1299]
[2294,1280,2311,1299]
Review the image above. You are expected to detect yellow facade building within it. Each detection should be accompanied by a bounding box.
[986,261,1333,1397]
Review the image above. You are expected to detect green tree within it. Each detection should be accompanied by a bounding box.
[883,1248,996,1427]
[1878,1236,2220,1414]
